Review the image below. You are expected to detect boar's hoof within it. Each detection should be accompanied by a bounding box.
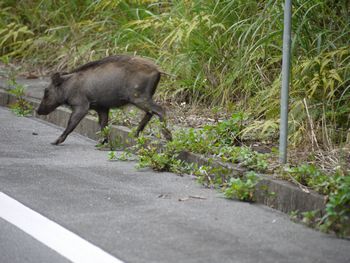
[100,138,109,145]
[162,129,173,141]
[51,137,65,145]
[95,138,109,148]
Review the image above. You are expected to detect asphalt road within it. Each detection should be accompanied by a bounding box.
[0,106,349,263]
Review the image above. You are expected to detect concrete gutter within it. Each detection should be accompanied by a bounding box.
[0,85,326,215]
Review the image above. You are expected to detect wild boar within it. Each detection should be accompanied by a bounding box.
[36,55,172,145]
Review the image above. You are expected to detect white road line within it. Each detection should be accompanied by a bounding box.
[0,192,125,263]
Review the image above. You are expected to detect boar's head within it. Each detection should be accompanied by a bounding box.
[37,73,70,115]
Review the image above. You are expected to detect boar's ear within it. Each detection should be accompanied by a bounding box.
[51,72,64,87]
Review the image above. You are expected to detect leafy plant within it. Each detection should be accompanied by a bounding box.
[110,108,139,127]
[289,210,299,222]
[320,176,350,237]
[96,125,124,150]
[165,112,269,172]
[283,164,338,195]
[96,125,111,147]
[108,150,116,160]
[135,135,190,174]
[108,150,134,161]
[283,163,350,236]
[301,210,321,228]
[224,171,261,202]
[7,79,33,117]
[194,165,231,189]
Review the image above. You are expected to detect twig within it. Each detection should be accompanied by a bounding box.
[287,173,310,194]
[303,98,320,151]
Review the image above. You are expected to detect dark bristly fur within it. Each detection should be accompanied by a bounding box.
[68,55,176,78]
[69,55,130,73]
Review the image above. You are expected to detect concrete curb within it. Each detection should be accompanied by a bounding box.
[0,88,326,215]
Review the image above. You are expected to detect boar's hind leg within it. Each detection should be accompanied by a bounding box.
[135,101,172,141]
[135,112,153,137]
[52,105,89,145]
[97,108,110,144]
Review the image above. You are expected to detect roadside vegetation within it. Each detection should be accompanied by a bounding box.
[107,116,350,237]
[1,0,349,236]
[5,68,33,116]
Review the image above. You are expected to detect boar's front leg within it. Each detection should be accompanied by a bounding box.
[96,107,109,144]
[52,105,89,145]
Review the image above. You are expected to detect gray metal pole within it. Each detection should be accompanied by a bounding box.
[279,0,292,164]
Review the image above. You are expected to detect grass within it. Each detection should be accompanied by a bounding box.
[1,0,349,150]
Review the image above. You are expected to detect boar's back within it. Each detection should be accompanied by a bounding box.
[69,55,159,74]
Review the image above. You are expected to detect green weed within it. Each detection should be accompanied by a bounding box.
[170,113,269,172]
[136,140,190,174]
[320,176,350,237]
[194,165,231,189]
[224,171,261,202]
[96,125,124,150]
[301,210,321,228]
[7,79,33,117]
[283,164,339,195]
[108,150,134,161]
[284,163,350,236]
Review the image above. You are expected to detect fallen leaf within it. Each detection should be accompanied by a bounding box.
[158,193,171,199]
[178,195,206,201]
[188,195,206,200]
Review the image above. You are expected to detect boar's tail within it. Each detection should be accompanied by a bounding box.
[159,71,177,79]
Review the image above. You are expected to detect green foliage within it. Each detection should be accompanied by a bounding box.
[167,113,245,154]
[289,210,299,222]
[224,171,261,202]
[320,176,350,237]
[0,22,34,57]
[118,151,134,161]
[108,150,134,161]
[7,79,33,117]
[284,164,337,194]
[134,111,268,191]
[96,125,111,146]
[96,125,124,150]
[194,165,231,189]
[108,150,117,160]
[226,146,268,172]
[170,113,269,172]
[1,0,349,145]
[109,108,139,127]
[135,135,191,174]
[254,47,350,146]
[284,164,350,236]
[301,210,321,228]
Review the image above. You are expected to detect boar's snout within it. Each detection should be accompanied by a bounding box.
[36,105,46,115]
[36,103,56,115]
[36,107,44,115]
